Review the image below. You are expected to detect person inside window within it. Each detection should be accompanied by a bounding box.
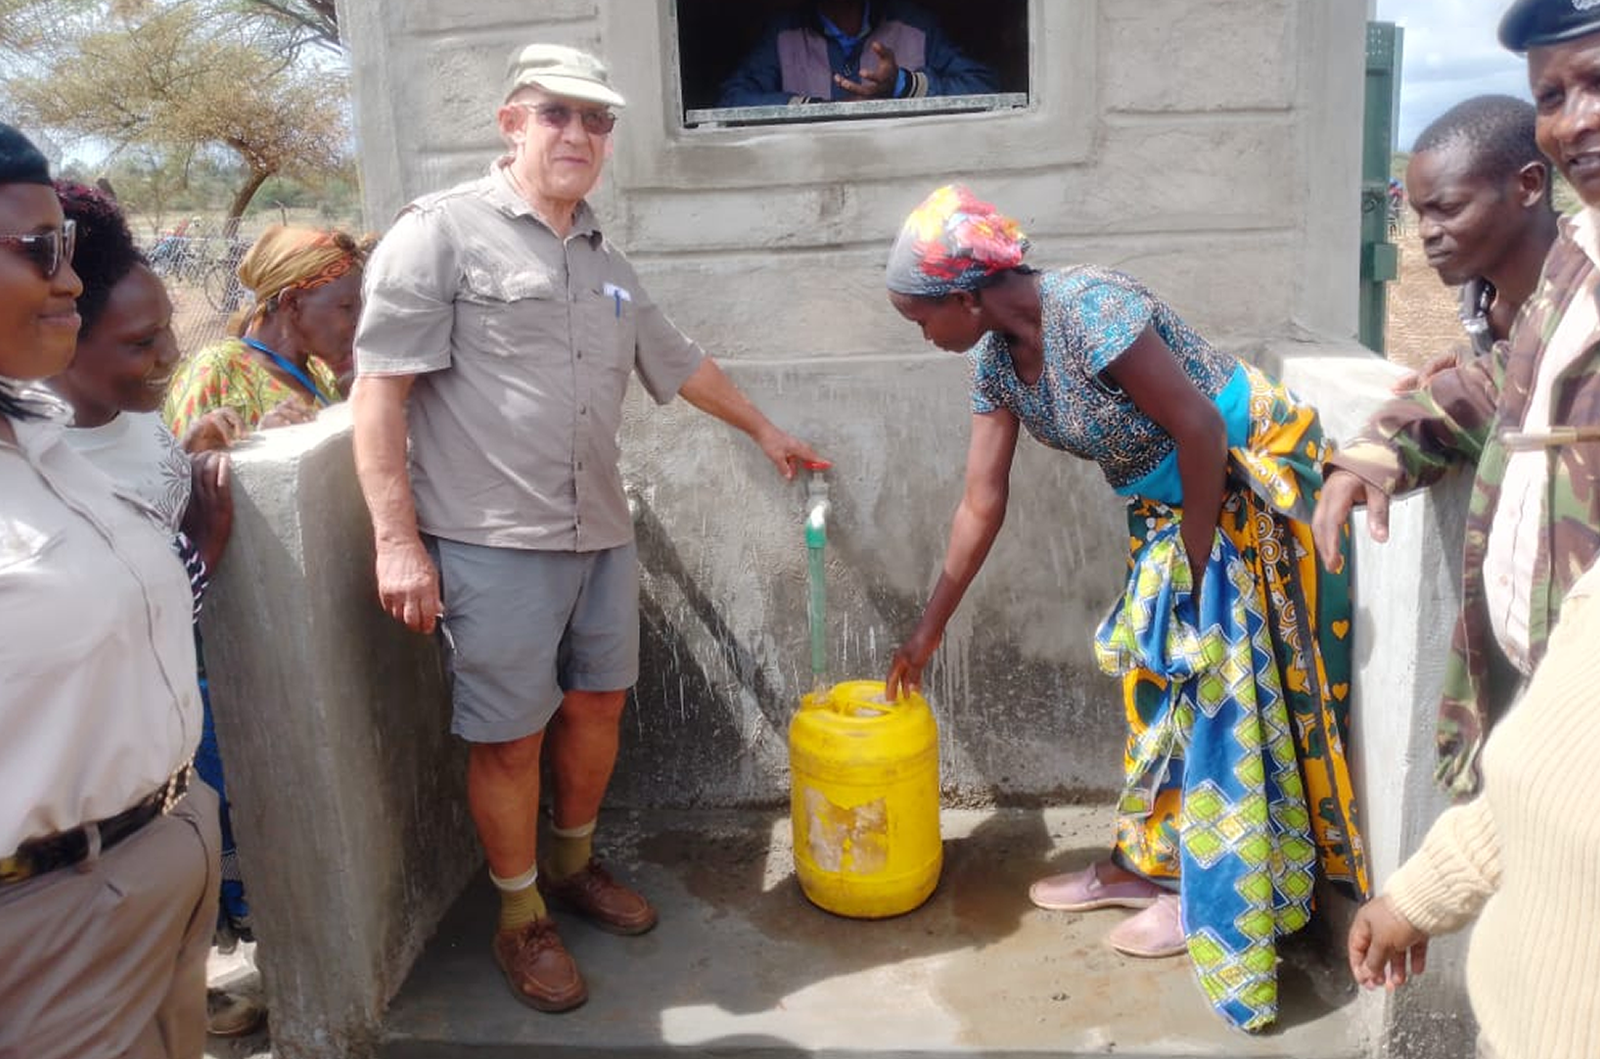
[717,1,998,108]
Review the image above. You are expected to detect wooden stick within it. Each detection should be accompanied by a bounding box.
[1500,425,1600,451]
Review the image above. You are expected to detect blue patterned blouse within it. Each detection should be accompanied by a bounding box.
[968,267,1238,492]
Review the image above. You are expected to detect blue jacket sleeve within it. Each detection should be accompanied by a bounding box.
[916,18,999,97]
[718,27,800,107]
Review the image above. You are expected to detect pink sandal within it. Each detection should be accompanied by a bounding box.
[1028,861,1165,913]
[1105,894,1187,958]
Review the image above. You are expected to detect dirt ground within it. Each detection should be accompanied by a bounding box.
[1383,220,1471,372]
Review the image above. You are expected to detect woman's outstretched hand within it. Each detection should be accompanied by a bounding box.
[886,628,941,701]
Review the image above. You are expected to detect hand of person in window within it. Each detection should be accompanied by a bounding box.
[835,41,900,99]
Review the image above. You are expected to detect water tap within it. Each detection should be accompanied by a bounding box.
[803,460,832,549]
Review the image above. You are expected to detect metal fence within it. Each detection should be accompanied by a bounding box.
[141,232,251,353]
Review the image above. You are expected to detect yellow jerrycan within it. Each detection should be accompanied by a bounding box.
[788,679,942,918]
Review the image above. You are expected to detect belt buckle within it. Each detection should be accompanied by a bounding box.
[158,762,193,814]
[0,851,36,886]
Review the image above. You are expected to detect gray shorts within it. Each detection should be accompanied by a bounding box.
[426,537,640,743]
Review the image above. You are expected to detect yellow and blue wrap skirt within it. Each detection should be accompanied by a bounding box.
[1093,364,1369,1032]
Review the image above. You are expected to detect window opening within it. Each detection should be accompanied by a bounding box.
[675,0,1030,128]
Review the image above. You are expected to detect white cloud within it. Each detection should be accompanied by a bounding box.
[1376,0,1531,147]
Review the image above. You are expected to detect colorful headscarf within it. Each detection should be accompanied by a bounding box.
[230,224,370,335]
[885,184,1030,298]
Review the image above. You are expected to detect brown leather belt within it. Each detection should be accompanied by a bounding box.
[0,763,193,887]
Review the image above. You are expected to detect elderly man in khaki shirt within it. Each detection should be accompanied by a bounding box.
[351,44,820,1013]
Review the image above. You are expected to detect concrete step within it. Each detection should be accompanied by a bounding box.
[379,807,1369,1058]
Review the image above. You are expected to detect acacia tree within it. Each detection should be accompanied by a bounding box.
[237,0,339,53]
[6,0,349,230]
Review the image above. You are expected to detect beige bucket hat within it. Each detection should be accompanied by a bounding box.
[505,43,626,108]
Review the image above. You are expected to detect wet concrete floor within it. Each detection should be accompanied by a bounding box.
[380,806,1369,1058]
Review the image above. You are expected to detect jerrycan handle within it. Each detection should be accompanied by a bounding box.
[808,680,909,719]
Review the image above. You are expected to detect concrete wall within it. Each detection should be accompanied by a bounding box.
[336,0,1369,808]
[200,407,479,1059]
[1270,345,1478,1059]
[344,1,1365,343]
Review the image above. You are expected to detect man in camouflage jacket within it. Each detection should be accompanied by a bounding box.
[1314,211,1600,795]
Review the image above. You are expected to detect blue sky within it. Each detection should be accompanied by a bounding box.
[1377,0,1533,149]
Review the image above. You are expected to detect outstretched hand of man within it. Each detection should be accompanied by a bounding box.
[1312,469,1391,573]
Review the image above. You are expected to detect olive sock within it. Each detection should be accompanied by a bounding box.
[490,864,546,930]
[544,819,596,880]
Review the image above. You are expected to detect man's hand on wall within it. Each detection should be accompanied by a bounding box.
[1312,470,1391,573]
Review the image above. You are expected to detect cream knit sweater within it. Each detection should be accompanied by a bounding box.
[1384,564,1600,1059]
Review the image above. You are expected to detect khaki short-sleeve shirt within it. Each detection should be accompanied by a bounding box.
[2,407,199,855]
[356,161,705,551]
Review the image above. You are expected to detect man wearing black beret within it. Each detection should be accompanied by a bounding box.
[1499,0,1600,51]
[1327,4,1600,1058]
[1318,0,1600,795]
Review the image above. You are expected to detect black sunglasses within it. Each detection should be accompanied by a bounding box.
[521,101,617,136]
[0,219,77,281]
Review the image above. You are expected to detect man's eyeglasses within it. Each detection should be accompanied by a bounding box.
[0,220,77,281]
[518,102,617,136]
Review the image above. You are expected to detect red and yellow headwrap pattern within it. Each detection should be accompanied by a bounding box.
[885,184,1030,298]
[229,224,371,335]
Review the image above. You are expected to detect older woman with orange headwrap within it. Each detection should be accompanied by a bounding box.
[164,224,369,436]
[882,185,1366,1033]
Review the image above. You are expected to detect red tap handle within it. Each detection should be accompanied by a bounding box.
[803,459,833,471]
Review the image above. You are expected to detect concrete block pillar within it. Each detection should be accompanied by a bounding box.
[198,404,480,1059]
[1272,343,1477,1057]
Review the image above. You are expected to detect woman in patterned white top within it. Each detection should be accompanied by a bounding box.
[880,185,1366,1033]
[46,181,264,1039]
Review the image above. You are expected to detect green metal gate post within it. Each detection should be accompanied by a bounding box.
[1360,21,1403,353]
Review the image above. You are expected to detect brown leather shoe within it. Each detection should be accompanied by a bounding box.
[492,918,587,1013]
[539,858,658,935]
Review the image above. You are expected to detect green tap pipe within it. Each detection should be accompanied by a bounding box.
[806,535,827,693]
[803,462,832,695]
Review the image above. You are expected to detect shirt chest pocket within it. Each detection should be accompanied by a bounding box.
[458,266,569,355]
[572,287,639,377]
[0,522,71,676]
[0,518,62,575]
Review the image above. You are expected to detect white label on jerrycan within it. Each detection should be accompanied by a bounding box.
[803,788,889,874]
